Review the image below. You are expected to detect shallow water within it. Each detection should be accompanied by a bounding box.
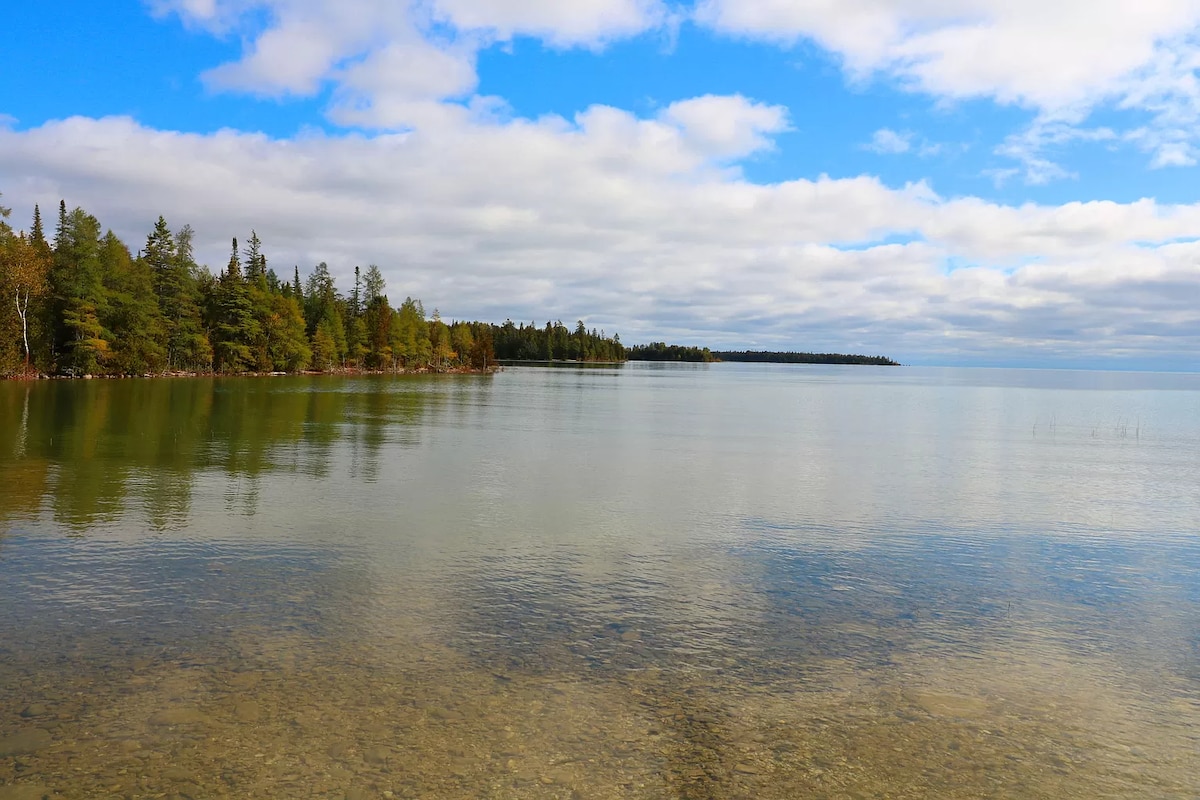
[1,365,1198,798]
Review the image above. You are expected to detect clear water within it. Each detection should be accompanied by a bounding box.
[0,364,1198,799]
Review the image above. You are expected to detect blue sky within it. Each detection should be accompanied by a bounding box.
[3,0,1200,368]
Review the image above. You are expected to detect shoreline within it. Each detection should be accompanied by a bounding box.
[1,365,502,381]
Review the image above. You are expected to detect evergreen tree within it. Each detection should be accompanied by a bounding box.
[0,193,625,376]
[468,322,495,369]
[429,309,452,367]
[304,262,347,365]
[450,321,474,365]
[391,297,430,367]
[30,204,47,250]
[363,265,385,303]
[167,224,212,370]
[212,238,259,372]
[148,220,209,371]
[266,292,311,372]
[311,319,338,371]
[352,265,362,318]
[243,230,267,289]
[52,207,109,374]
[103,231,166,374]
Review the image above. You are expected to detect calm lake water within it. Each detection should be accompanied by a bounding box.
[1,364,1198,799]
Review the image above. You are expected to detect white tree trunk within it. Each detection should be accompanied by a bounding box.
[16,287,30,368]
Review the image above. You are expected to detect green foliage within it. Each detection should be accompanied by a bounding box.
[211,239,260,373]
[102,232,165,374]
[391,297,430,367]
[157,224,212,371]
[311,319,339,372]
[468,322,495,369]
[363,295,392,369]
[62,300,108,375]
[0,192,635,377]
[265,293,311,372]
[491,319,625,362]
[627,342,715,362]
[0,222,51,374]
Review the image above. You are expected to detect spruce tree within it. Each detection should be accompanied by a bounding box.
[212,238,259,372]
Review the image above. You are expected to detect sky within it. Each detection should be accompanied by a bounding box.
[3,1,1200,368]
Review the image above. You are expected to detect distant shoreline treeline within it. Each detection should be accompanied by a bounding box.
[628,342,897,365]
[627,343,716,362]
[714,351,899,366]
[1,194,894,379]
[0,194,624,377]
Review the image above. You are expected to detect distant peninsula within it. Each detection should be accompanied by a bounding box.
[714,350,899,366]
[627,343,898,365]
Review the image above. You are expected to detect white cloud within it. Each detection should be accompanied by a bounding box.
[866,128,911,154]
[5,109,1200,366]
[659,95,789,161]
[144,0,1200,178]
[694,0,1200,177]
[431,0,666,46]
[153,0,666,127]
[694,0,1200,109]
[991,113,1119,184]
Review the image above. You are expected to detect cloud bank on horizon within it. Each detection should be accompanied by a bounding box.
[3,0,1200,367]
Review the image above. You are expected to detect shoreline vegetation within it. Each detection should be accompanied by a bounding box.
[627,342,899,366]
[1,193,896,379]
[0,194,624,379]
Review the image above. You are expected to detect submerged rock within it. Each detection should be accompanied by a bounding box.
[232,700,261,723]
[0,729,52,757]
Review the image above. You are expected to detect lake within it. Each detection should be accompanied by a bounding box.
[1,364,1198,799]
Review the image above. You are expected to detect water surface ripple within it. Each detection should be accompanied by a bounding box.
[1,366,1198,798]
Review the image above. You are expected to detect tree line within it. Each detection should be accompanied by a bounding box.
[493,319,626,362]
[714,351,899,365]
[627,342,716,362]
[0,194,625,377]
[628,344,898,365]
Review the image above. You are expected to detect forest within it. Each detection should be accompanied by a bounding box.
[627,342,717,362]
[714,351,899,366]
[627,343,897,365]
[0,195,625,377]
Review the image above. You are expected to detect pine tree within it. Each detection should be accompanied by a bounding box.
[30,204,47,250]
[103,231,165,374]
[212,238,259,372]
[52,207,109,374]
[243,230,267,289]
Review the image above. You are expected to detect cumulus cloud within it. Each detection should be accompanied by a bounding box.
[4,109,1200,367]
[152,0,666,126]
[148,0,1200,178]
[694,0,1200,178]
[658,95,789,161]
[865,128,911,154]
